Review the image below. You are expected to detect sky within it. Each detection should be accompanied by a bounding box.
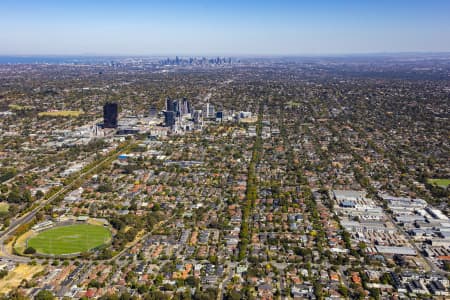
[1,0,450,56]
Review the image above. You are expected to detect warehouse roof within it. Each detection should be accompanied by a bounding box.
[376,246,416,256]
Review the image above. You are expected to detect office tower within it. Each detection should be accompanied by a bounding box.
[204,102,215,118]
[181,97,189,115]
[187,100,192,114]
[103,102,118,128]
[149,107,158,118]
[203,103,208,117]
[173,100,180,116]
[193,110,202,124]
[166,97,174,112]
[164,111,175,127]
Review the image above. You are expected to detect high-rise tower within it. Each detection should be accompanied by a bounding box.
[103,102,118,128]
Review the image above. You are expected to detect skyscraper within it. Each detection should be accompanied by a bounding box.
[181,97,190,115]
[103,102,118,128]
[204,102,215,118]
[193,110,203,125]
[164,111,175,127]
[166,97,174,112]
[173,100,180,116]
[187,100,192,114]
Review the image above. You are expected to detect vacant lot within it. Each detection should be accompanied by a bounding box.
[0,202,9,213]
[0,264,44,294]
[428,178,450,188]
[14,230,36,255]
[27,224,111,255]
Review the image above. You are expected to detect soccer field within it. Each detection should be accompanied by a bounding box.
[27,224,111,255]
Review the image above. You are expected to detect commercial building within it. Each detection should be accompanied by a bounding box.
[376,246,417,256]
[149,107,158,118]
[103,102,118,128]
[164,111,176,127]
[166,97,174,112]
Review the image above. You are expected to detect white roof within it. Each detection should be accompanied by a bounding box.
[333,190,366,200]
[376,246,416,256]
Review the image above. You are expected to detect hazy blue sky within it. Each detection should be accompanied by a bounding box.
[1,0,450,55]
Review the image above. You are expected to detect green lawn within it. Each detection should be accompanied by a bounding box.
[27,224,111,255]
[428,178,450,188]
[0,202,9,213]
[38,110,83,117]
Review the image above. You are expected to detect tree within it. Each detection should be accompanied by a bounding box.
[152,203,161,212]
[144,291,170,300]
[224,289,241,300]
[88,279,102,288]
[0,269,7,279]
[35,290,55,300]
[313,281,323,300]
[338,285,349,298]
[97,183,113,193]
[24,246,36,254]
[35,190,45,199]
[7,187,21,203]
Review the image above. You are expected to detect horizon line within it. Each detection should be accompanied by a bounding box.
[1,51,450,58]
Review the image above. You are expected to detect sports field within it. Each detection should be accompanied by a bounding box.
[27,224,111,255]
[428,178,450,188]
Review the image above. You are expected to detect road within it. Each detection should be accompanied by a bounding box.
[57,262,91,298]
[278,266,289,300]
[218,261,236,300]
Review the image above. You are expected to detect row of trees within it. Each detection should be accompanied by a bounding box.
[238,109,263,261]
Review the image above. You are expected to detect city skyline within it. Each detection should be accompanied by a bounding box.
[1,0,450,55]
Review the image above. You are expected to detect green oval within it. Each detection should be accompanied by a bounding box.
[28,224,111,255]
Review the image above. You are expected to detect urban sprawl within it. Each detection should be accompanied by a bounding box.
[0,55,449,300]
